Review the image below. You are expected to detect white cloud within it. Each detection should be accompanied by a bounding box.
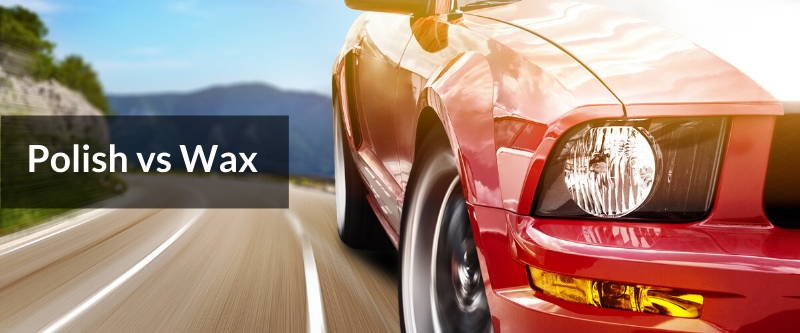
[0,0,60,13]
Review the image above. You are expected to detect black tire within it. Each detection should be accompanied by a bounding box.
[399,127,492,333]
[334,103,392,250]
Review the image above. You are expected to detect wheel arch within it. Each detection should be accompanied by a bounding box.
[409,51,502,209]
[398,53,502,332]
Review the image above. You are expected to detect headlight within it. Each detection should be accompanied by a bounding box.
[564,126,656,218]
[534,117,727,221]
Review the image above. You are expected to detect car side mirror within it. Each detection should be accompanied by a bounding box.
[411,16,449,52]
[344,0,450,16]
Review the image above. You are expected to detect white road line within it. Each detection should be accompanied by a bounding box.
[285,210,327,333]
[40,210,205,333]
[0,209,110,257]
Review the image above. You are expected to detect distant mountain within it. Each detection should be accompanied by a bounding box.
[107,83,333,178]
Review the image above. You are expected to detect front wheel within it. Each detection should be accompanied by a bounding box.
[399,133,491,332]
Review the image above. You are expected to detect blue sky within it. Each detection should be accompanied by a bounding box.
[2,0,359,95]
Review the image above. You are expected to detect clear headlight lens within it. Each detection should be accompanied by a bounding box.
[564,126,656,218]
[534,118,727,221]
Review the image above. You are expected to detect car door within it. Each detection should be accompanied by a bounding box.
[352,12,413,224]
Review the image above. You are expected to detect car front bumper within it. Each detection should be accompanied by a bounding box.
[469,204,800,332]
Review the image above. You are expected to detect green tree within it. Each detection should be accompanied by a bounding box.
[0,5,110,114]
[6,6,49,39]
[30,52,56,80]
[56,55,110,114]
[0,6,53,53]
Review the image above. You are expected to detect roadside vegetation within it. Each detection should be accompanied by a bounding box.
[0,209,70,236]
[0,5,109,113]
[1,5,114,236]
[290,176,334,192]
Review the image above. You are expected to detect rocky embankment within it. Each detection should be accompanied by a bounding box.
[0,65,102,116]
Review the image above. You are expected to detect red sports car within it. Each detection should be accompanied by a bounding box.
[332,0,799,331]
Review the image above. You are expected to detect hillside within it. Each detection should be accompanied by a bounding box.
[0,64,110,235]
[0,65,103,116]
[107,83,333,178]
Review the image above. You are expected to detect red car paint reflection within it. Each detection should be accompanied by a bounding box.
[333,0,797,331]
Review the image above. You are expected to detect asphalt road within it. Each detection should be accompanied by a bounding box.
[0,181,399,332]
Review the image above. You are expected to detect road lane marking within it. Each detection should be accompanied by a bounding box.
[286,210,327,333]
[40,210,205,333]
[0,186,156,257]
[0,209,110,257]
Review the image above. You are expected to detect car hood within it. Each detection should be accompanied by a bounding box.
[471,0,782,106]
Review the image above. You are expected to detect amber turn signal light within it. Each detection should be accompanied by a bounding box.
[528,266,703,318]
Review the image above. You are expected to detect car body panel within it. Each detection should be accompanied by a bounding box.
[333,0,797,331]
[575,0,800,103]
[471,115,800,331]
[396,12,628,215]
[335,13,412,227]
[471,0,779,108]
[335,9,628,231]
